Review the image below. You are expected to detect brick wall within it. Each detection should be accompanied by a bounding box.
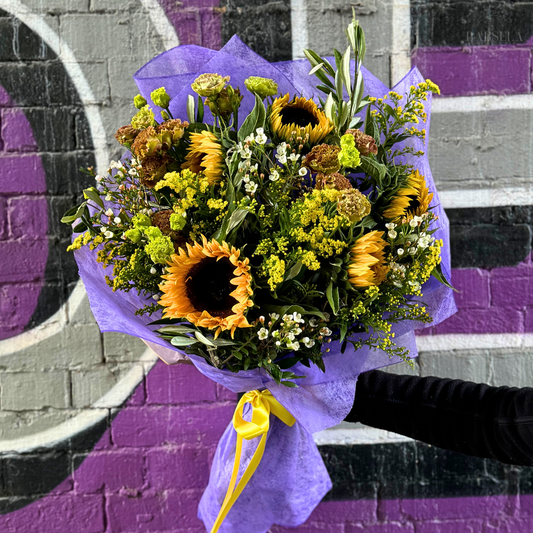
[2,0,533,532]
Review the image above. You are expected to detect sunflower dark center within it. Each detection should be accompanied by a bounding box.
[185,257,237,317]
[280,106,318,128]
[406,194,420,211]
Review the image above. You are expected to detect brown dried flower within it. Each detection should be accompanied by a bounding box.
[303,144,341,174]
[337,188,371,223]
[345,129,378,156]
[114,125,140,148]
[140,154,170,188]
[315,172,353,191]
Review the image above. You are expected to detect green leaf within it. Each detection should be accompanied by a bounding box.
[285,261,303,281]
[83,188,104,209]
[360,156,387,182]
[324,92,335,123]
[211,217,230,241]
[156,325,197,335]
[62,203,87,224]
[309,62,326,75]
[281,380,298,388]
[303,49,335,77]
[326,281,340,315]
[211,337,236,347]
[238,93,265,142]
[195,330,216,347]
[186,94,195,124]
[341,46,352,97]
[196,95,204,123]
[340,322,348,343]
[431,264,456,291]
[227,208,249,235]
[170,336,198,347]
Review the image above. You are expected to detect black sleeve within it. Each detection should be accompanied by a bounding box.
[345,369,533,466]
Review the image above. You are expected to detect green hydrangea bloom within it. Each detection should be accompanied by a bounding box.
[338,134,361,168]
[144,235,174,264]
[143,226,163,241]
[244,76,278,99]
[124,228,142,243]
[169,213,186,231]
[131,105,155,130]
[134,94,147,109]
[151,87,171,108]
[132,213,152,228]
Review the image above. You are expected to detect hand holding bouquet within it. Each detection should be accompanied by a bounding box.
[64,15,455,533]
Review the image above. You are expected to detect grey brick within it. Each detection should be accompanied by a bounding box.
[418,349,491,383]
[59,14,131,61]
[0,409,83,440]
[71,363,132,407]
[491,349,533,388]
[1,371,70,410]
[103,332,147,363]
[1,324,103,372]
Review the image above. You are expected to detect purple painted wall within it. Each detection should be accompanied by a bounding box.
[0,85,48,340]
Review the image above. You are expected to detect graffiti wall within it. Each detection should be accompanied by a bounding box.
[1,0,533,531]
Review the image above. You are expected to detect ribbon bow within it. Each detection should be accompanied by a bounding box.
[210,389,296,533]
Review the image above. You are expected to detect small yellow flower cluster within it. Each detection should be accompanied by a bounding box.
[292,227,347,257]
[66,231,92,252]
[262,255,286,291]
[296,248,321,271]
[154,169,209,209]
[207,198,228,211]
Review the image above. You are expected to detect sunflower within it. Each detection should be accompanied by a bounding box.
[347,230,388,287]
[270,94,333,145]
[181,131,224,185]
[159,237,253,338]
[382,170,433,220]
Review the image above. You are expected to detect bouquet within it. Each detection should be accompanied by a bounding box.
[64,15,455,533]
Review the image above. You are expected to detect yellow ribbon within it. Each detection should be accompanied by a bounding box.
[210,389,296,533]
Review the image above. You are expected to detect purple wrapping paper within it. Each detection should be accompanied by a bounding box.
[74,37,456,533]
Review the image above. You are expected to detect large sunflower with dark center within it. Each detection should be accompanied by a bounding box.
[270,94,333,144]
[382,170,433,221]
[159,237,253,338]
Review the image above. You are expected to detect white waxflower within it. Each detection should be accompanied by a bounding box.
[258,327,269,340]
[385,222,396,230]
[298,167,307,176]
[303,337,315,348]
[256,128,264,135]
[249,163,258,173]
[272,330,280,338]
[152,294,159,301]
[104,230,114,239]
[128,169,137,176]
[105,194,112,201]
[409,219,417,228]
[276,142,287,155]
[288,153,300,162]
[114,217,121,224]
[409,247,417,254]
[323,312,330,321]
[287,332,296,341]
[397,248,404,256]
[245,181,258,194]
[288,341,300,351]
[292,312,303,323]
[293,327,302,335]
[243,175,250,183]
[275,341,281,347]
[150,267,157,275]
[105,208,114,216]
[269,170,280,182]
[244,133,255,143]
[270,312,280,320]
[276,154,287,165]
[388,230,397,239]
[320,327,332,336]
[255,128,267,144]
[95,175,104,182]
[309,318,318,328]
